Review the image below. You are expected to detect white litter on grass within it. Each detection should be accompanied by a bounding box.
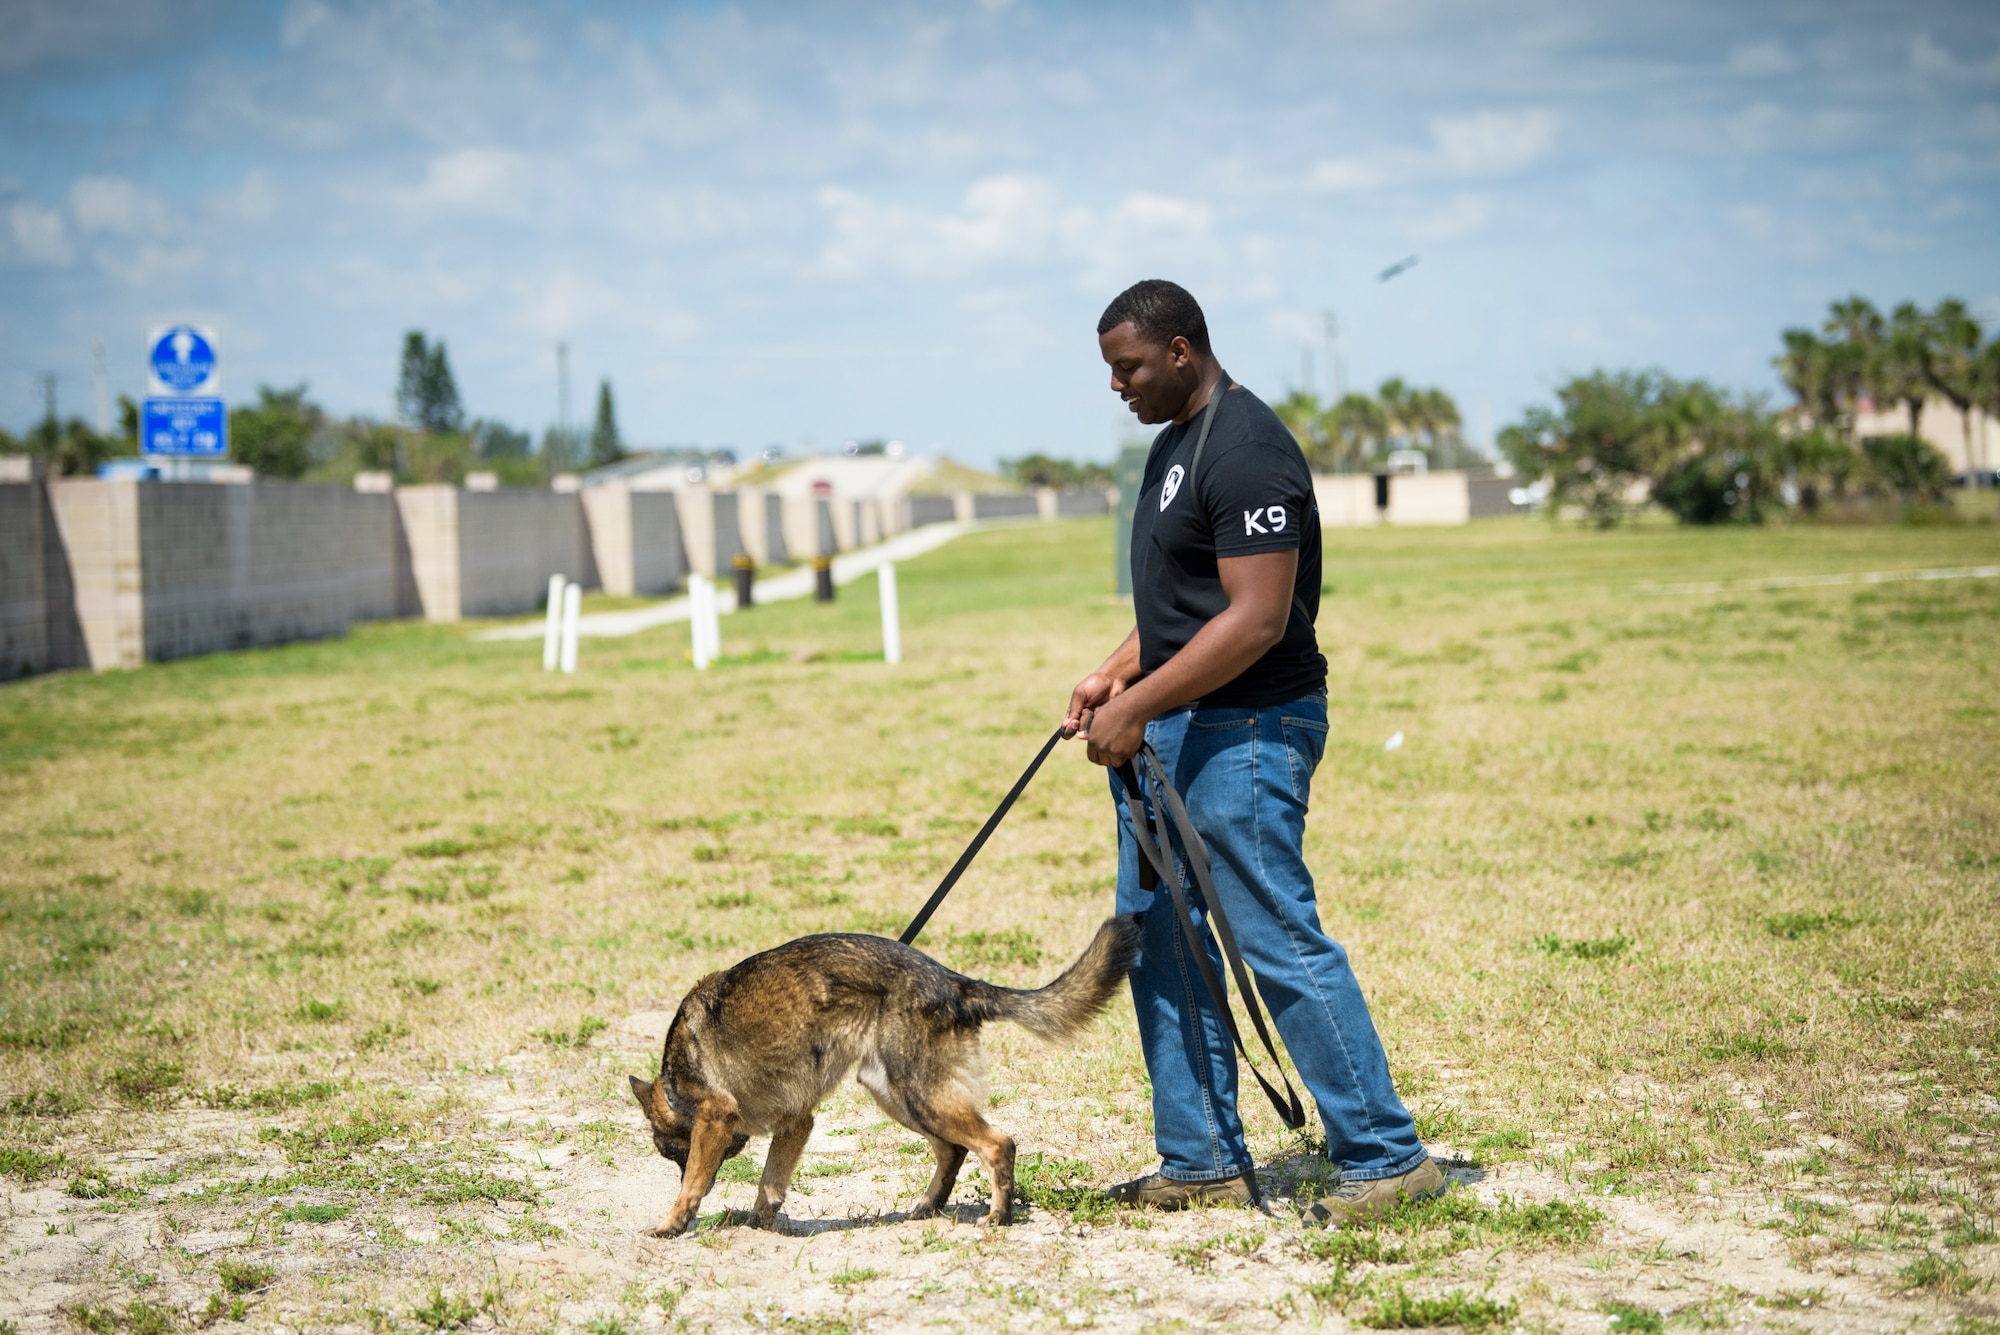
[1384,731,1404,752]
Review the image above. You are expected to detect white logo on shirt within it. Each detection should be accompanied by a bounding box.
[1159,465,1184,511]
[1243,505,1288,535]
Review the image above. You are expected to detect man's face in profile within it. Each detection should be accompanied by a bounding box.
[1100,323,1197,426]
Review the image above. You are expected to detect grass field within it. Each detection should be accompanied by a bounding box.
[2,515,1996,1335]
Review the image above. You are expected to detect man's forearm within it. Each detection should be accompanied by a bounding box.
[1109,604,1279,721]
[1097,628,1142,685]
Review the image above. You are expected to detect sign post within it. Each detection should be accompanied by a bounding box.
[143,323,226,469]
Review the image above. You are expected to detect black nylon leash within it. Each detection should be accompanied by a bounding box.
[1115,745,1307,1130]
[895,724,1307,1131]
[898,726,1068,946]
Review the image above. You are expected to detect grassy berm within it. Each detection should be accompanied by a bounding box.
[2,515,1996,1335]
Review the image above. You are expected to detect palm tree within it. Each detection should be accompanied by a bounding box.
[1323,393,1387,472]
[1409,387,1464,467]
[1375,377,1415,452]
[1273,390,1327,466]
[1776,328,1833,427]
[1921,298,1986,484]
[1876,302,1934,441]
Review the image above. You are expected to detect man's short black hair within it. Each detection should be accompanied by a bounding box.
[1097,279,1211,354]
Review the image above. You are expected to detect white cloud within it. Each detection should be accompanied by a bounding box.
[1412,193,1496,240]
[813,176,1211,283]
[211,170,279,225]
[1309,108,1559,194]
[68,176,172,237]
[395,148,538,223]
[1431,110,1559,177]
[9,202,73,266]
[815,175,1064,278]
[1909,33,1953,75]
[95,243,204,287]
[1726,41,1797,77]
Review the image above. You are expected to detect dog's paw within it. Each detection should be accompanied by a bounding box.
[906,1198,940,1221]
[641,1217,691,1239]
[979,1203,1014,1227]
[749,1207,781,1231]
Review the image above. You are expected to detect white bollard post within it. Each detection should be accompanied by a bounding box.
[879,562,901,665]
[559,581,581,674]
[542,574,566,671]
[690,574,712,671]
[704,574,723,664]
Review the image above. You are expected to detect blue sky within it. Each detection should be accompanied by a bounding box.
[4,0,1998,467]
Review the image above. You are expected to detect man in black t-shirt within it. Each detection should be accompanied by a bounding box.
[1064,280,1438,1223]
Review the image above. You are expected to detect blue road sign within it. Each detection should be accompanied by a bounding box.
[143,397,227,458]
[147,324,219,396]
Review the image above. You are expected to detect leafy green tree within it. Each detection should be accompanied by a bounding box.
[229,384,321,479]
[1650,400,1784,525]
[541,425,581,476]
[473,420,531,460]
[1002,453,1114,488]
[588,380,625,468]
[14,410,129,476]
[117,395,141,452]
[1498,370,1682,525]
[396,332,464,434]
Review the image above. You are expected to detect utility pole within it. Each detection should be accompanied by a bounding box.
[556,341,570,466]
[1323,310,1345,403]
[92,338,110,435]
[37,372,58,427]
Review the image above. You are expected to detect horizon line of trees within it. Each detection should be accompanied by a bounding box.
[1499,294,1997,526]
[1273,377,1472,473]
[0,330,629,485]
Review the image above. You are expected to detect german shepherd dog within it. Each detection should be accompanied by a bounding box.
[628,916,1141,1237]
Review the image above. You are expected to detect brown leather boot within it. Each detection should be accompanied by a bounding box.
[1107,1169,1259,1211]
[1304,1158,1445,1227]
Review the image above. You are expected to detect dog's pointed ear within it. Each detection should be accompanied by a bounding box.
[628,1074,658,1119]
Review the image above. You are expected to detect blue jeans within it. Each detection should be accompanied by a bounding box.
[1111,693,1428,1183]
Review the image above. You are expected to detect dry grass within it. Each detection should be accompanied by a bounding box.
[2,514,1996,1333]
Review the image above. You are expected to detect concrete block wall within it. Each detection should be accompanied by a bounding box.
[1055,488,1112,517]
[675,486,718,578]
[906,494,957,527]
[972,492,1039,521]
[582,485,688,596]
[459,489,591,618]
[708,491,745,574]
[47,479,146,670]
[759,492,790,566]
[395,486,461,621]
[0,471,49,679]
[1467,470,1517,518]
[1385,472,1471,525]
[1313,475,1381,527]
[135,481,365,662]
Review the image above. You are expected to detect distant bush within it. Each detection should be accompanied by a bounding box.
[1860,434,1952,503]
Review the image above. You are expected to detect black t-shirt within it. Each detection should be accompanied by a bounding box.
[1128,378,1327,709]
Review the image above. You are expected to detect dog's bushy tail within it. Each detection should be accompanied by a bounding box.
[964,916,1141,1042]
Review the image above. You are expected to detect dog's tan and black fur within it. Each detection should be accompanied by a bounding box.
[628,916,1140,1237]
